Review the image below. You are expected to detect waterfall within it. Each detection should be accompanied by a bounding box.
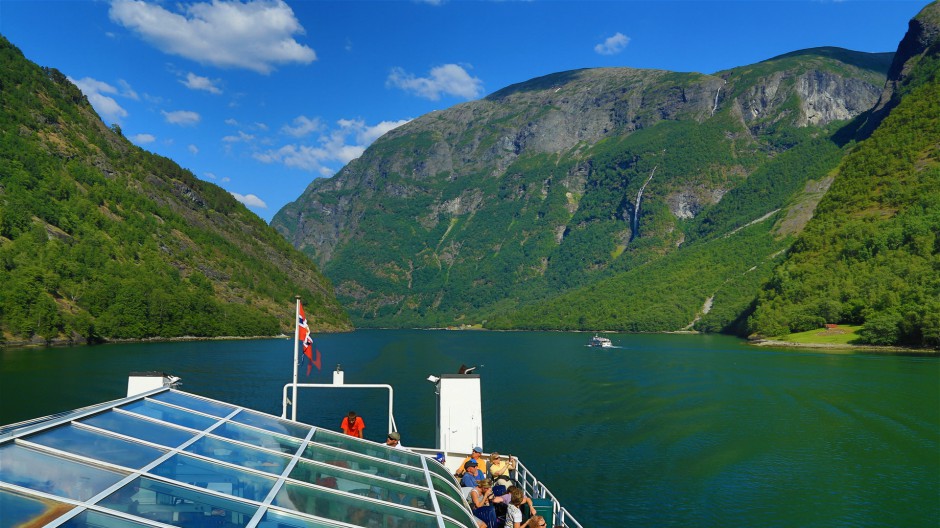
[631,164,657,241]
[711,85,721,115]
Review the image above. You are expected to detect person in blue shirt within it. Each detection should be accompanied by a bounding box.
[461,459,484,487]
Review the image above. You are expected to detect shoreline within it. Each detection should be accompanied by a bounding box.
[4,330,936,356]
[749,338,939,356]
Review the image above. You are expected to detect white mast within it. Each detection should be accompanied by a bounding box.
[292,295,300,421]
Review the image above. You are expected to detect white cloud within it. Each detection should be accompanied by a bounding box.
[594,32,630,56]
[188,144,199,154]
[162,109,201,126]
[69,76,129,122]
[117,79,139,100]
[131,133,156,144]
[109,0,316,74]
[282,115,323,137]
[225,118,239,126]
[222,130,255,143]
[182,72,222,94]
[254,117,410,172]
[231,192,267,208]
[387,64,483,101]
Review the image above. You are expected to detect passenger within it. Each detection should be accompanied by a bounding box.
[503,487,526,528]
[488,452,515,485]
[456,446,486,477]
[507,486,536,521]
[469,478,499,528]
[341,411,364,438]
[385,431,407,450]
[523,515,546,528]
[461,459,485,488]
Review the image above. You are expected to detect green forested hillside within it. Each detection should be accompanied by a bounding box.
[0,36,350,344]
[747,43,940,347]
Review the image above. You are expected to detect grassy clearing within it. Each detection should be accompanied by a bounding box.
[779,325,863,345]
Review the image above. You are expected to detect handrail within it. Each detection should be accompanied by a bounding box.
[512,458,585,528]
[281,382,396,435]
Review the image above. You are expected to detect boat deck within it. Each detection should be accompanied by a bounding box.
[0,385,582,528]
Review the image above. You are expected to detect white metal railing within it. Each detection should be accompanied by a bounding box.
[512,457,585,528]
[281,382,398,435]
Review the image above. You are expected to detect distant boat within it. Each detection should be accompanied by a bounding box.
[589,334,613,348]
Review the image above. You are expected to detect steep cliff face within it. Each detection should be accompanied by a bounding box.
[272,48,890,329]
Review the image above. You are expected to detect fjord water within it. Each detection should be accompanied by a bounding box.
[1,330,937,527]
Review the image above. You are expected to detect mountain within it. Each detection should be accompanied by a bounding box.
[747,2,940,347]
[272,46,890,331]
[0,36,351,345]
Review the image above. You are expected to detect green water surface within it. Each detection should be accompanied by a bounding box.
[1,331,937,527]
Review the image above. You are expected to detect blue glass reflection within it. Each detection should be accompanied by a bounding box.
[186,436,291,475]
[211,422,301,454]
[0,444,126,501]
[80,410,195,447]
[231,409,311,439]
[60,509,156,527]
[151,391,237,418]
[120,400,219,431]
[152,453,277,501]
[98,476,258,527]
[26,424,166,470]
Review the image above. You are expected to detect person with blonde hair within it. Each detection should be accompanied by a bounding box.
[488,452,515,485]
[470,478,499,528]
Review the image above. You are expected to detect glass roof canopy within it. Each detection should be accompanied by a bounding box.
[0,388,477,528]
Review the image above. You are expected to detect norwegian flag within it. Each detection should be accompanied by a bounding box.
[297,301,322,375]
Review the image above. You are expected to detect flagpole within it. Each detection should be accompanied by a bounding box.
[292,296,300,421]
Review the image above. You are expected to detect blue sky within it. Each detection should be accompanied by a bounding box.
[2,0,930,222]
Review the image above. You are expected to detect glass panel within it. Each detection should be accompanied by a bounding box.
[426,455,456,482]
[262,507,350,527]
[0,444,127,501]
[431,474,464,504]
[436,492,476,527]
[25,424,166,470]
[0,487,75,527]
[311,428,423,468]
[98,476,258,527]
[120,400,219,431]
[288,458,432,511]
[185,436,291,475]
[151,453,277,502]
[273,482,440,528]
[60,509,157,528]
[211,422,301,454]
[445,517,476,528]
[80,410,196,448]
[151,391,237,418]
[301,443,427,487]
[230,409,311,439]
